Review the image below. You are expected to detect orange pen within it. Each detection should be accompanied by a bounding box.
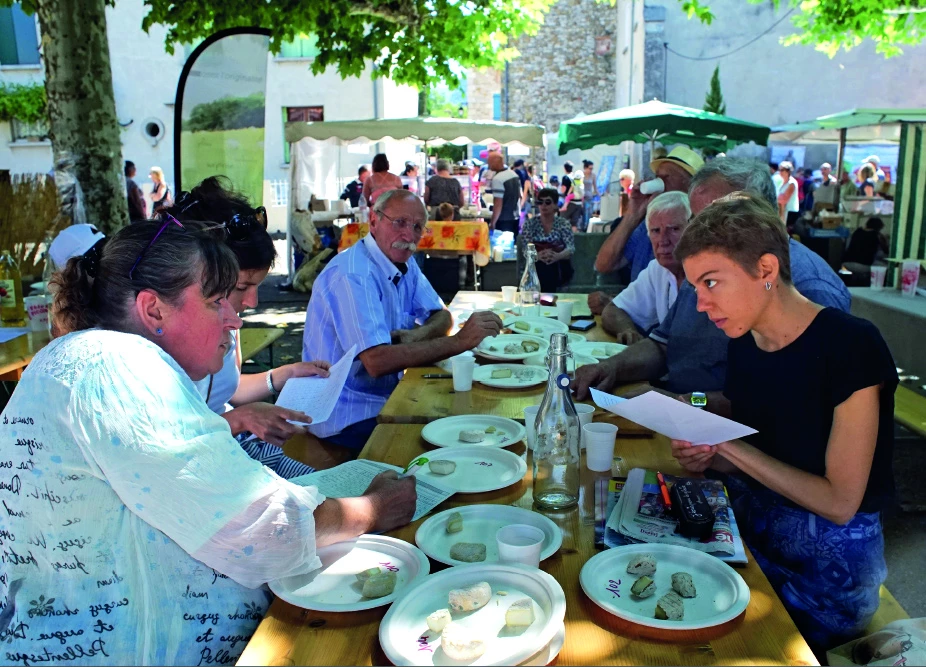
[656,472,672,511]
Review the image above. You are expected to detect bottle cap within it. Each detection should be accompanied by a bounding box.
[556,373,570,388]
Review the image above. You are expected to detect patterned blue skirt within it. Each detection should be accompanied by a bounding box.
[235,433,316,479]
[725,474,887,651]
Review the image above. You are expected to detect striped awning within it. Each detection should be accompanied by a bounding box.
[892,123,926,261]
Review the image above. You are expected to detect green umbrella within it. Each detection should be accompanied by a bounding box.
[557,100,770,155]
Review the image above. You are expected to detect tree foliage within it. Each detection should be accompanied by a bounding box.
[427,86,466,118]
[142,0,558,89]
[676,0,926,57]
[0,82,46,123]
[703,65,725,115]
[185,94,266,132]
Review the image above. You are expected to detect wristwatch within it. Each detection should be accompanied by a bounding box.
[689,392,707,409]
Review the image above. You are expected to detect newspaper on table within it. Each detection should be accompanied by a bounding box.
[290,459,454,522]
[606,467,742,558]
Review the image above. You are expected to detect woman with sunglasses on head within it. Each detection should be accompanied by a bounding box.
[163,177,334,477]
[1,220,416,665]
[520,186,575,291]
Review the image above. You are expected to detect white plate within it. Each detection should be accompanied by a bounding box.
[414,448,527,494]
[415,505,562,566]
[570,341,628,360]
[474,364,548,389]
[477,334,548,361]
[522,353,597,372]
[492,300,518,312]
[565,332,586,345]
[379,564,567,667]
[456,309,513,328]
[502,317,569,338]
[579,543,750,631]
[269,535,429,612]
[521,622,565,666]
[421,415,525,449]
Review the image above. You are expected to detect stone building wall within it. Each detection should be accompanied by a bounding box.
[505,0,618,132]
[466,69,502,121]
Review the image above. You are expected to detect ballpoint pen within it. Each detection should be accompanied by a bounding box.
[656,472,672,512]
[400,456,429,478]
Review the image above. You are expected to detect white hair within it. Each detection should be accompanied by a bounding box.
[646,191,690,229]
[372,188,427,217]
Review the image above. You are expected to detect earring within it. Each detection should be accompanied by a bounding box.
[765,282,772,291]
[155,328,163,335]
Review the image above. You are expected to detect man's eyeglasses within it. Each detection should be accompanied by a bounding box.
[537,199,556,206]
[377,210,425,235]
[129,214,184,279]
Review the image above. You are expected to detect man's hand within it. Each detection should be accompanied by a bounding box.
[454,311,503,350]
[363,471,417,533]
[615,329,645,346]
[222,402,311,446]
[587,291,614,316]
[626,184,652,220]
[671,439,716,473]
[571,361,619,401]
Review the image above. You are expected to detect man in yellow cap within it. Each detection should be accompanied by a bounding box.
[588,146,703,314]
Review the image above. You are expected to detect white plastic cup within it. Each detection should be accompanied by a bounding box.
[574,405,596,450]
[523,405,540,450]
[583,422,618,472]
[496,524,545,568]
[638,178,665,196]
[901,260,920,298]
[501,285,517,303]
[24,295,49,333]
[870,265,887,291]
[451,356,476,391]
[556,300,574,324]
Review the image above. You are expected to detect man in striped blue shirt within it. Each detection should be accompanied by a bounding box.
[303,189,503,450]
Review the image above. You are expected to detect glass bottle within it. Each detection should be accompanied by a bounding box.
[41,233,55,291]
[518,242,541,315]
[0,250,24,323]
[533,333,580,510]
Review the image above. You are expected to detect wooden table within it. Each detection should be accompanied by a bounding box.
[0,329,49,381]
[449,291,593,318]
[240,327,285,366]
[239,424,818,666]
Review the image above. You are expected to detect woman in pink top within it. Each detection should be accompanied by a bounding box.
[362,153,403,206]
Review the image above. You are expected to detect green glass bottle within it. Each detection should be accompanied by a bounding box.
[0,250,25,323]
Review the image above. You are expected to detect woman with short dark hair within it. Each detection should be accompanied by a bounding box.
[362,153,402,206]
[521,186,574,291]
[672,191,896,651]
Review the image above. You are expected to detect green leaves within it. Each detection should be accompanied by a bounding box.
[703,65,725,115]
[142,0,556,88]
[0,82,46,123]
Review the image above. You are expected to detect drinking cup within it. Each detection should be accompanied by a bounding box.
[638,178,665,196]
[556,300,574,324]
[24,295,49,333]
[496,524,545,568]
[501,286,517,303]
[870,265,887,291]
[583,422,618,472]
[451,355,476,392]
[901,260,920,298]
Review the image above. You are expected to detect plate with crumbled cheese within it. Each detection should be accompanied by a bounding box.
[411,447,527,494]
[474,363,548,389]
[570,341,628,360]
[476,334,549,361]
[379,564,566,666]
[421,415,525,449]
[501,316,569,338]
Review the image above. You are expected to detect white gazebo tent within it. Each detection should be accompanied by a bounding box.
[284,117,546,283]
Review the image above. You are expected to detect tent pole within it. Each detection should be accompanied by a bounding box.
[834,128,847,210]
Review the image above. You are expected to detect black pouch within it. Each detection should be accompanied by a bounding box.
[670,479,715,540]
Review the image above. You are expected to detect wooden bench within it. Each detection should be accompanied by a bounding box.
[239,327,285,366]
[895,385,926,439]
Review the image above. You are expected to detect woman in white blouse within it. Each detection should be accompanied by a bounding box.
[0,220,415,665]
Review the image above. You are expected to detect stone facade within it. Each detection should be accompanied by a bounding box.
[466,68,502,121]
[505,0,618,132]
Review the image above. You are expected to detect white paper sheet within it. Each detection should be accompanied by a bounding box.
[275,344,358,425]
[290,459,454,521]
[590,388,757,445]
[0,327,29,344]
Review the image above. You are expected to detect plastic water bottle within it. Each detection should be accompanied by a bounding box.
[357,195,368,224]
[518,242,541,315]
[532,333,580,510]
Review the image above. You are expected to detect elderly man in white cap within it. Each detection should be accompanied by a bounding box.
[864,155,886,181]
[588,146,703,315]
